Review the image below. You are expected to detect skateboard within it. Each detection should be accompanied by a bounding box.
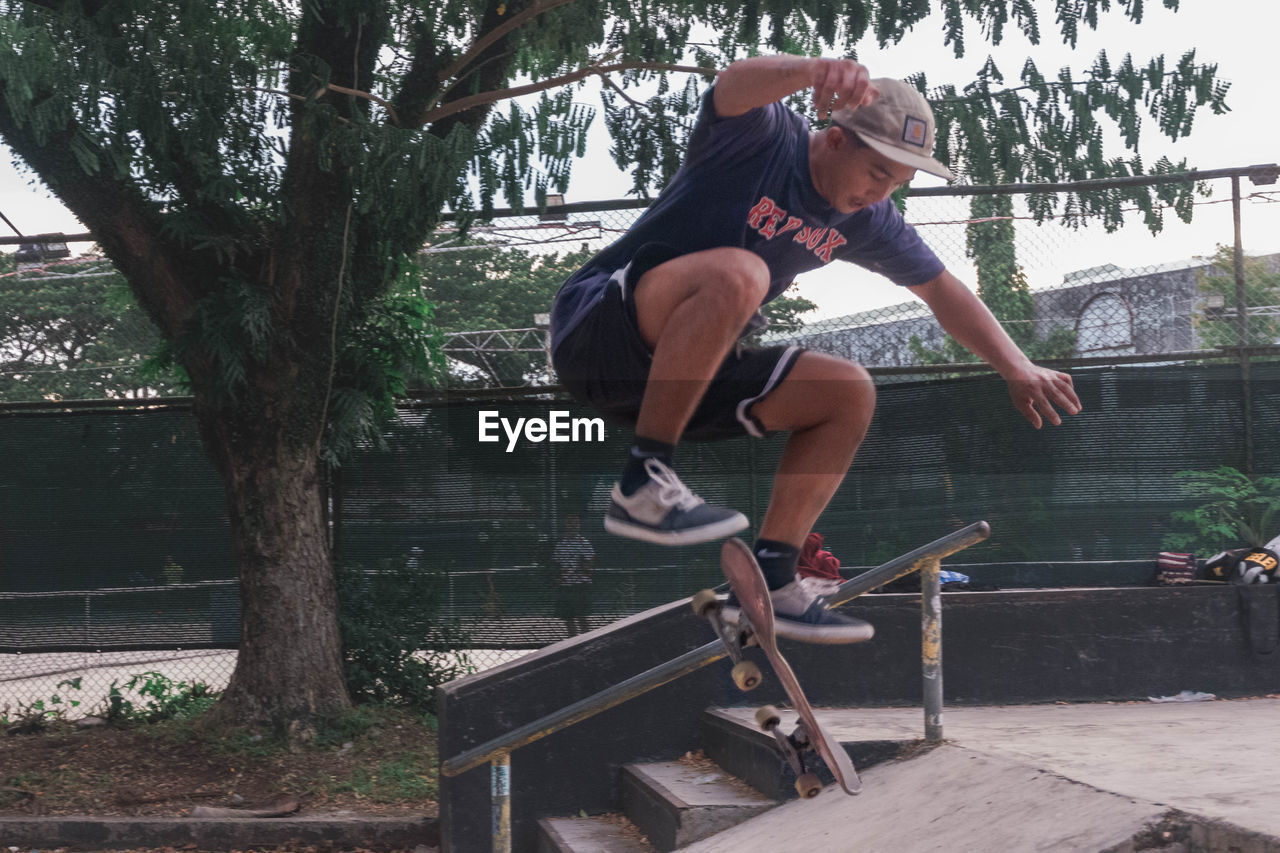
[692,538,862,798]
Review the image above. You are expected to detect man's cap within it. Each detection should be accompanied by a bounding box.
[830,78,954,181]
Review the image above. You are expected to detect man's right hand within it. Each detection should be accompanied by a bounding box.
[809,58,877,119]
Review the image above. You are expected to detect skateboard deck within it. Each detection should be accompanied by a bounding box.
[698,538,861,796]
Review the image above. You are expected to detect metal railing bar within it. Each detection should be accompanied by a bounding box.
[430,166,1278,221]
[440,638,727,778]
[907,164,1279,197]
[827,521,991,607]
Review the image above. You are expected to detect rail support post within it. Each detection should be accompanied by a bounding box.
[921,557,944,742]
[492,750,512,853]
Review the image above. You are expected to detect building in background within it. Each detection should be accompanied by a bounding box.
[772,252,1280,366]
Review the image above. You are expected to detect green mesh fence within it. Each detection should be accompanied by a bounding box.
[340,362,1276,615]
[3,362,1278,712]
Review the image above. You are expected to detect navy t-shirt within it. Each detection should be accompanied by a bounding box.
[550,87,945,349]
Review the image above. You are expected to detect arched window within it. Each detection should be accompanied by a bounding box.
[1076,292,1135,355]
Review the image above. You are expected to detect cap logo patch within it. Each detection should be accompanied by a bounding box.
[902,115,928,148]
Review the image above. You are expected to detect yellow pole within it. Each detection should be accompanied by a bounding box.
[492,751,511,853]
[921,557,943,742]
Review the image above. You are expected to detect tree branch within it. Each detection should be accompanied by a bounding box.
[246,80,399,125]
[422,61,714,127]
[933,69,1218,104]
[324,81,400,125]
[435,0,578,87]
[17,0,110,16]
[0,105,198,338]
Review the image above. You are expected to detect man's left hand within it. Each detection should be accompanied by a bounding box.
[1005,365,1081,429]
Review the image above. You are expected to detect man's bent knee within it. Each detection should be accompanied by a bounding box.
[634,248,769,347]
[704,248,770,307]
[753,353,875,433]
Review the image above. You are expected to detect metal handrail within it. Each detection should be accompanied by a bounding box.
[440,521,990,851]
[828,521,991,606]
[440,522,987,779]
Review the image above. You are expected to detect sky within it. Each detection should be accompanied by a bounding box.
[2,0,1277,319]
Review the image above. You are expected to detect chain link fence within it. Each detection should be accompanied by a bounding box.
[422,167,1280,390]
[4,167,1279,396]
[3,166,1280,714]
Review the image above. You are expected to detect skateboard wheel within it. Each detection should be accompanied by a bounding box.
[692,589,719,617]
[795,772,823,799]
[754,704,781,731]
[731,660,762,691]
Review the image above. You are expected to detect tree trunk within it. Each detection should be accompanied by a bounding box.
[197,388,352,732]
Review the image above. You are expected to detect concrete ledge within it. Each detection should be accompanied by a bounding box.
[0,815,438,848]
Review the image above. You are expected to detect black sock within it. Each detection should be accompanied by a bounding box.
[619,436,676,496]
[753,539,801,591]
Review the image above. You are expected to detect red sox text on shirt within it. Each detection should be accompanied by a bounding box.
[746,196,848,264]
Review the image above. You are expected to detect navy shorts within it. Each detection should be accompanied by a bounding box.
[552,257,804,442]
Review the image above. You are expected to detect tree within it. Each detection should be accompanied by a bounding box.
[424,245,594,334]
[0,252,180,401]
[1195,246,1280,349]
[418,242,594,387]
[756,287,819,339]
[0,0,1226,731]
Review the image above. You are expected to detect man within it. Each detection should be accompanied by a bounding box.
[551,513,596,636]
[550,55,1081,642]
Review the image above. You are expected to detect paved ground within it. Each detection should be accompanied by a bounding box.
[687,697,1280,852]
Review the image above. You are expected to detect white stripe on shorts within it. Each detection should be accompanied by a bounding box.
[611,262,633,302]
[735,346,803,438]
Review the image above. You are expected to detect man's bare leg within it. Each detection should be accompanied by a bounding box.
[711,350,877,642]
[632,247,770,441]
[750,351,876,546]
[602,247,767,544]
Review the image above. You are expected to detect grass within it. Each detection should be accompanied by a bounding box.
[0,702,441,817]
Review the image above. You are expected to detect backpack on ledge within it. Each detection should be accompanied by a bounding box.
[1202,547,1280,585]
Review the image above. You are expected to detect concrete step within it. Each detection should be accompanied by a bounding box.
[700,707,916,801]
[618,757,777,852]
[674,742,1280,853]
[537,814,655,853]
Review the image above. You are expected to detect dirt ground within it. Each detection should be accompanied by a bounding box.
[0,706,439,853]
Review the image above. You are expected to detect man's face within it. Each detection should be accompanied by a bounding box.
[817,129,917,214]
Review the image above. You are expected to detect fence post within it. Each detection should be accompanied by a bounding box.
[1232,175,1256,479]
[921,557,944,742]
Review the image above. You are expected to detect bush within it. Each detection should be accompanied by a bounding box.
[1164,466,1280,554]
[337,558,472,710]
[103,671,218,724]
[1,678,83,734]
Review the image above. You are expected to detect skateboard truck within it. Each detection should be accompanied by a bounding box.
[692,589,762,691]
[755,705,823,799]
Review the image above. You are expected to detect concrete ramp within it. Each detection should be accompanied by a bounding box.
[676,743,1169,852]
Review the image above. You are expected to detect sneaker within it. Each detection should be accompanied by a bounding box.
[722,579,874,644]
[798,575,843,598]
[604,459,748,545]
